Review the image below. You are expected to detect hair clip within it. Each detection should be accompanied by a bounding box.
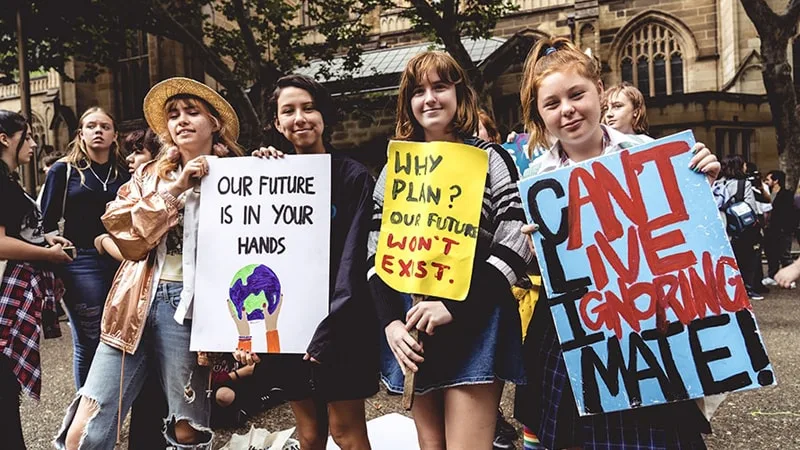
[544,47,558,56]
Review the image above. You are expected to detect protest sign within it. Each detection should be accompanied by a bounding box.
[191,155,330,354]
[375,141,488,300]
[502,132,531,175]
[518,131,775,415]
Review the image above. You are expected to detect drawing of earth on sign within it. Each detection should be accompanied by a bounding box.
[227,264,283,352]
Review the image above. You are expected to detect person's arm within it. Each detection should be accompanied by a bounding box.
[0,226,71,263]
[40,161,68,236]
[442,145,533,320]
[306,168,376,363]
[101,173,182,261]
[367,166,407,328]
[94,233,124,262]
[775,257,800,288]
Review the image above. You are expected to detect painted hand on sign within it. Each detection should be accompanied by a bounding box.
[227,264,283,353]
[376,141,489,300]
[517,131,773,416]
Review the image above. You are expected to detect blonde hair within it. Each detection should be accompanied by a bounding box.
[64,107,125,185]
[394,51,480,141]
[602,82,649,134]
[520,37,601,149]
[155,95,244,180]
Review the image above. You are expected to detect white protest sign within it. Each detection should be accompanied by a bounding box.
[191,155,330,354]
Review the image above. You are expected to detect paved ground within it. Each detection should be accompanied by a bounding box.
[22,284,800,449]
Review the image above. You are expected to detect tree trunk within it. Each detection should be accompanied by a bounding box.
[759,34,800,191]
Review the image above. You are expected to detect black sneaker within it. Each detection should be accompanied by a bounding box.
[493,433,514,449]
[496,410,518,444]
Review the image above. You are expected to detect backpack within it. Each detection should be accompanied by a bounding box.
[722,179,757,237]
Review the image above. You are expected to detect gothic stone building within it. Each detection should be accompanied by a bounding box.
[0,0,789,177]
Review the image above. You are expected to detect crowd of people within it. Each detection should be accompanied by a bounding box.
[1,36,799,450]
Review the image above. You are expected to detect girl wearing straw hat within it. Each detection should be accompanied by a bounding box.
[56,77,244,450]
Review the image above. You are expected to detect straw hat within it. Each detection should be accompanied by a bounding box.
[143,77,239,141]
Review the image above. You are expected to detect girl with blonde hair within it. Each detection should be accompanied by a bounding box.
[40,107,129,388]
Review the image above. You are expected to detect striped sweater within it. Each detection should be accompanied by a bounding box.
[367,137,533,326]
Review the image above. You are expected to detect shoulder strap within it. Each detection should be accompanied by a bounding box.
[61,163,71,220]
[735,179,746,203]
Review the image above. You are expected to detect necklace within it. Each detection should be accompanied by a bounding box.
[88,164,112,191]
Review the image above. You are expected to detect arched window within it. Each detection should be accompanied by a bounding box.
[619,23,684,96]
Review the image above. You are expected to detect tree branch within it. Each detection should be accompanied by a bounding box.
[150,1,260,138]
[231,0,266,79]
[407,0,443,29]
[739,0,780,35]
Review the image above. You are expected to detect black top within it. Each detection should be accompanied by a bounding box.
[40,161,130,249]
[0,174,46,247]
[304,154,379,366]
[768,189,799,234]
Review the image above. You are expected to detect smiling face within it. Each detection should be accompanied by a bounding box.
[79,112,116,153]
[537,68,604,160]
[274,86,325,154]
[410,70,458,142]
[166,98,217,154]
[604,91,636,135]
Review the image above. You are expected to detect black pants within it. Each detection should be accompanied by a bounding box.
[0,355,26,450]
[765,230,794,278]
[731,230,759,293]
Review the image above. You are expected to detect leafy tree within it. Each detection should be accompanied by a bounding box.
[740,0,800,189]
[1,0,519,146]
[1,0,380,146]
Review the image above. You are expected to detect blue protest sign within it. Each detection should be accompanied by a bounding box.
[517,131,775,415]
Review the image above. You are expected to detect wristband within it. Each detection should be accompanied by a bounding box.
[267,330,281,353]
[231,369,240,380]
[237,336,252,352]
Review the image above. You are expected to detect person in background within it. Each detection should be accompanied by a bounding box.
[94,126,168,450]
[762,170,798,289]
[714,155,764,300]
[40,107,130,388]
[744,161,772,294]
[0,110,72,449]
[478,109,503,144]
[601,82,650,144]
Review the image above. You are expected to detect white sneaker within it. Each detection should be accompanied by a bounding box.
[762,277,778,286]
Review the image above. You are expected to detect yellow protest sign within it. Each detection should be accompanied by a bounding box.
[376,140,489,300]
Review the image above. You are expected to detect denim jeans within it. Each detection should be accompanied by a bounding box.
[0,355,25,450]
[55,282,212,450]
[60,248,119,388]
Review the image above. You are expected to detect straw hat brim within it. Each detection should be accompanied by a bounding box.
[143,77,240,142]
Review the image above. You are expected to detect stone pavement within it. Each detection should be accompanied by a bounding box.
[21,285,800,449]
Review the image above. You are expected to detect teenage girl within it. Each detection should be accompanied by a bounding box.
[368,51,532,449]
[514,37,721,450]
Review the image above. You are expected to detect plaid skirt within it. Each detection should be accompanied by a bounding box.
[514,291,710,450]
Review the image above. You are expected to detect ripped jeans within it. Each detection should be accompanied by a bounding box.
[55,282,212,449]
[60,248,119,388]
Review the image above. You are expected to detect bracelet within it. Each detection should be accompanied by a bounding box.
[231,369,240,380]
